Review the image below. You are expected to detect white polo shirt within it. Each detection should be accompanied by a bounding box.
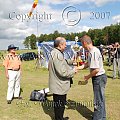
[88,47,105,76]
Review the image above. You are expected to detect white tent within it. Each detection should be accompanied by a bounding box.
[36,41,82,68]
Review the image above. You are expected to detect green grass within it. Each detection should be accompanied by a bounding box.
[0,57,120,120]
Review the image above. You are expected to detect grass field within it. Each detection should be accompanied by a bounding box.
[0,51,120,120]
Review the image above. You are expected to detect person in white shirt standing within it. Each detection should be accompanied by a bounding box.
[78,35,107,120]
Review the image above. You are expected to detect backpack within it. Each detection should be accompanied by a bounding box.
[30,89,47,102]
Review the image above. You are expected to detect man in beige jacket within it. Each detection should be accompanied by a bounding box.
[48,37,77,120]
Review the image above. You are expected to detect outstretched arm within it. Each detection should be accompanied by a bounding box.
[84,68,99,81]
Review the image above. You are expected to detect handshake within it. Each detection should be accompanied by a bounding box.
[73,64,85,73]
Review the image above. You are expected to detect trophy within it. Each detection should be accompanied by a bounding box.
[73,36,80,52]
[71,36,82,66]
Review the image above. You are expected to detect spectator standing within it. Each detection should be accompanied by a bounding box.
[3,44,22,104]
[112,42,120,79]
[48,37,77,120]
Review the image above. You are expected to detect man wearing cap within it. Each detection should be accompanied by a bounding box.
[3,44,22,104]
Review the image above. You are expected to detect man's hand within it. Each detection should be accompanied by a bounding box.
[73,66,78,73]
[73,62,77,66]
[78,64,84,70]
[5,69,9,79]
[6,73,9,79]
[84,75,90,81]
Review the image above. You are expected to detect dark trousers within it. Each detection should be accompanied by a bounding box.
[53,94,66,120]
[92,74,107,120]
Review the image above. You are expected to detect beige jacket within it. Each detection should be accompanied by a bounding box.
[48,48,75,95]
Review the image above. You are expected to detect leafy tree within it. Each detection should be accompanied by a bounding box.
[23,34,36,49]
[23,36,30,49]
[30,34,37,49]
[23,23,120,49]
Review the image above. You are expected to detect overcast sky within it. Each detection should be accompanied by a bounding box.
[0,0,120,50]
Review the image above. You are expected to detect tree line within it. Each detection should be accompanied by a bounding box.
[23,23,120,49]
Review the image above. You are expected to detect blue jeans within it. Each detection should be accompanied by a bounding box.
[113,58,120,78]
[92,74,107,120]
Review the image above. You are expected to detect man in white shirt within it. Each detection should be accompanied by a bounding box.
[78,35,107,120]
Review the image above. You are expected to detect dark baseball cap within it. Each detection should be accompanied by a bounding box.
[7,44,17,51]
